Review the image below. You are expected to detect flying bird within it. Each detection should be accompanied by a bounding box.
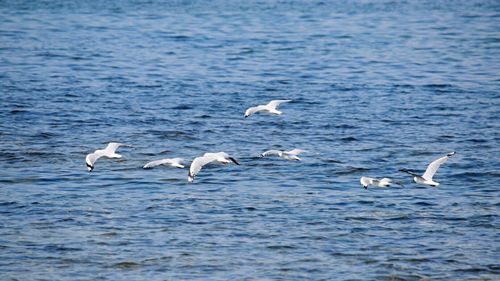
[399,152,456,187]
[244,100,292,118]
[85,142,128,172]
[188,152,240,182]
[260,148,305,161]
[360,177,403,189]
[143,158,185,169]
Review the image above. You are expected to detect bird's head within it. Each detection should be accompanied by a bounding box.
[188,172,195,183]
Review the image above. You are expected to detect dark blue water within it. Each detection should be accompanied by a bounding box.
[1,1,499,280]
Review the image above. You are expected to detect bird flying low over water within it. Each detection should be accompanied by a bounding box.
[143,158,185,169]
[188,152,240,182]
[260,148,305,161]
[244,99,292,118]
[360,177,403,189]
[85,142,128,172]
[399,152,456,187]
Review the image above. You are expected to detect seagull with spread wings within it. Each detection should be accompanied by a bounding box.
[399,152,456,187]
[244,100,292,118]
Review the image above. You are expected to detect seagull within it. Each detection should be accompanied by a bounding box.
[260,149,305,161]
[399,152,456,187]
[143,158,185,169]
[188,152,240,182]
[244,100,292,118]
[360,177,403,189]
[85,142,128,172]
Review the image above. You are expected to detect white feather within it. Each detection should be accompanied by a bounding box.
[244,99,292,117]
[143,158,184,169]
[85,142,126,171]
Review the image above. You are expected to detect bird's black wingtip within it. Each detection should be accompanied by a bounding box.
[229,157,240,165]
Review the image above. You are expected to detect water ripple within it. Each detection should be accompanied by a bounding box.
[0,1,498,280]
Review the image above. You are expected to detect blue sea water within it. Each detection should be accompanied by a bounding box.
[0,0,499,280]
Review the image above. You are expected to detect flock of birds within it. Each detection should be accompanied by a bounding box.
[85,99,456,188]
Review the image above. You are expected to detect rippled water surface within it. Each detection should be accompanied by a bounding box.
[1,0,499,280]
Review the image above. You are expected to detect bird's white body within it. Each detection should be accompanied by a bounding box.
[400,152,456,187]
[413,176,439,186]
[360,176,392,189]
[143,158,185,169]
[188,152,240,182]
[260,148,305,161]
[85,142,125,172]
[244,100,292,118]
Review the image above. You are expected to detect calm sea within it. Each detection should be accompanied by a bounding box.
[1,0,499,280]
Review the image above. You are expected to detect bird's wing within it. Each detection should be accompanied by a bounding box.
[245,105,267,117]
[86,151,104,167]
[399,169,421,177]
[422,153,454,181]
[215,152,240,165]
[143,158,173,169]
[227,156,240,165]
[261,150,282,157]
[104,142,123,153]
[208,152,239,165]
[266,100,292,110]
[379,178,392,186]
[170,158,185,168]
[203,152,226,158]
[170,157,184,165]
[144,158,184,169]
[284,149,305,156]
[360,177,373,186]
[189,154,219,180]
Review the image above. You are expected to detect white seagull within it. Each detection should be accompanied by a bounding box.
[399,152,456,187]
[260,149,305,161]
[85,142,128,172]
[143,158,185,169]
[360,177,400,189]
[244,99,292,118]
[188,152,240,182]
